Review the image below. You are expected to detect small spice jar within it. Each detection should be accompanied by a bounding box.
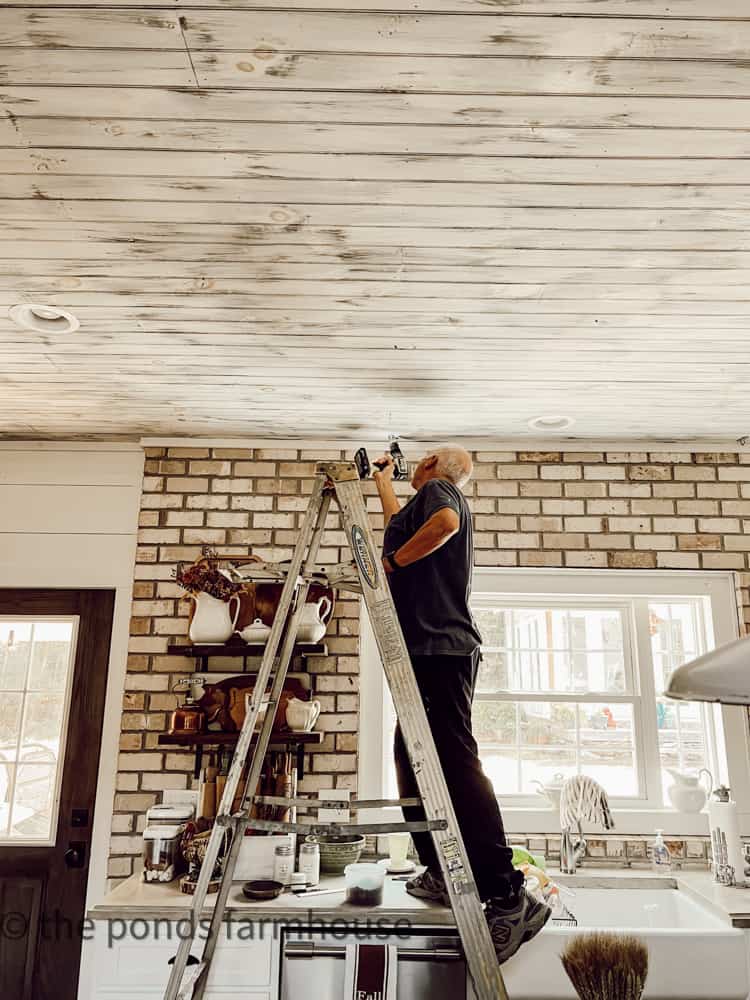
[273,843,294,886]
[299,841,320,887]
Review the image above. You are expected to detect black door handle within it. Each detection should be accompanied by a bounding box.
[64,842,86,868]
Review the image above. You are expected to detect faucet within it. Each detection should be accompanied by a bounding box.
[560,819,587,875]
[558,776,614,875]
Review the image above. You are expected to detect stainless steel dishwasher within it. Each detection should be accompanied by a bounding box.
[280,925,468,999]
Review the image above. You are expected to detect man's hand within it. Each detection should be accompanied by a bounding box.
[372,453,395,483]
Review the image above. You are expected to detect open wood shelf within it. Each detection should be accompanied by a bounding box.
[157,731,323,747]
[167,642,327,660]
[157,730,323,779]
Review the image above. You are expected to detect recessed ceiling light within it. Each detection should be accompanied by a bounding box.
[9,303,80,334]
[527,414,576,431]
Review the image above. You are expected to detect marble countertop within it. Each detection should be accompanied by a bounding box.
[89,866,750,928]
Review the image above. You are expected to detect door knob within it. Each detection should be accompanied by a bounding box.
[64,842,86,868]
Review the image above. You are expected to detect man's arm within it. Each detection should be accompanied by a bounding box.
[373,454,401,526]
[384,506,459,572]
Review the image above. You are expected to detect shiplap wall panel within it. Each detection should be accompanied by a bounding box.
[1,4,750,439]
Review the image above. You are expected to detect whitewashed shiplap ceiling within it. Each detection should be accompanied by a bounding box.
[1,0,750,441]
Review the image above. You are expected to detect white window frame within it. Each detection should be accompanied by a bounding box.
[358,569,750,837]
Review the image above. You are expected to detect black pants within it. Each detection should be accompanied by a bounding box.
[393,649,523,903]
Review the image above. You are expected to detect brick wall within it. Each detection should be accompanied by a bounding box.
[108,445,750,881]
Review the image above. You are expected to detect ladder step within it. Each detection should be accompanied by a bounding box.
[246,818,448,836]
[252,795,422,811]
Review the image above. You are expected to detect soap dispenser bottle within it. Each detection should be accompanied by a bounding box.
[651,830,672,872]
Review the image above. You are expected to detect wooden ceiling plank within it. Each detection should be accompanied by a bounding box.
[4,88,750,129]
[7,260,750,285]
[2,50,749,95]
[4,290,750,313]
[11,119,750,157]
[4,149,749,184]
[4,276,750,302]
[6,177,750,211]
[191,53,750,96]
[3,238,750,270]
[0,1,748,15]
[175,11,750,60]
[0,10,181,48]
[4,225,750,252]
[4,199,750,230]
[2,10,748,56]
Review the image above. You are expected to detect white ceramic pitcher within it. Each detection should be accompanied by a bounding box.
[296,596,332,644]
[667,768,713,813]
[188,592,240,643]
[285,697,321,732]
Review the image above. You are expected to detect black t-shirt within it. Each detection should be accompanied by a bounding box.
[383,478,482,656]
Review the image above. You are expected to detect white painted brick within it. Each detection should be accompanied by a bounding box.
[698,518,741,533]
[656,552,700,569]
[719,467,750,481]
[520,551,563,567]
[565,551,608,568]
[608,517,650,532]
[633,534,676,550]
[583,465,625,480]
[476,550,518,566]
[540,465,581,480]
[563,516,606,532]
[497,532,540,549]
[166,477,209,492]
[587,534,631,550]
[497,464,538,479]
[542,499,585,515]
[186,494,229,510]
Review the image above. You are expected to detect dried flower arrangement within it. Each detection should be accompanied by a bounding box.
[174,546,241,602]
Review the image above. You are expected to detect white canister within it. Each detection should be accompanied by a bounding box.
[299,841,320,887]
[273,843,294,886]
[708,786,747,887]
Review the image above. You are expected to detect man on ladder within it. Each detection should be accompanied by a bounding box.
[374,444,551,964]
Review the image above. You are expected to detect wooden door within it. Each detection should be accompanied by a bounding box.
[0,590,114,1000]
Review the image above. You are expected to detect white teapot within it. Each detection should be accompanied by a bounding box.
[296,596,331,644]
[667,768,713,814]
[285,697,321,733]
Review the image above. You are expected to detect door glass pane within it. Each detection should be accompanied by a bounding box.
[0,618,77,843]
[11,763,55,838]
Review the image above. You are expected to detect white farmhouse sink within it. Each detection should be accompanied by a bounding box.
[498,888,748,1000]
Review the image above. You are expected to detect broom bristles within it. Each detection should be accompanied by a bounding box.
[561,932,649,1000]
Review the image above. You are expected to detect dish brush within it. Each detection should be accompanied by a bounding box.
[561,932,648,1000]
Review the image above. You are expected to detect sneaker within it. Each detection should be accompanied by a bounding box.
[486,888,551,964]
[405,869,450,906]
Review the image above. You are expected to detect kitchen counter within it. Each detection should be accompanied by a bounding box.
[89,866,750,928]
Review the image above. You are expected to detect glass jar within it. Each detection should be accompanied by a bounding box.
[299,841,320,887]
[142,825,184,883]
[273,844,294,886]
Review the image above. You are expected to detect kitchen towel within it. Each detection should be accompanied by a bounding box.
[343,942,398,1000]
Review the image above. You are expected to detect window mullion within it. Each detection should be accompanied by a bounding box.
[633,598,663,807]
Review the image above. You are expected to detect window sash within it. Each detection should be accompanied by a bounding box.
[358,569,749,833]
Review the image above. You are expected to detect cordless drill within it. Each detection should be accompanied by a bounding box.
[354,441,408,481]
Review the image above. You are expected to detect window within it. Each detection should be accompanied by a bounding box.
[359,570,750,833]
[0,618,78,843]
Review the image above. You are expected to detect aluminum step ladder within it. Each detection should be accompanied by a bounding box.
[163,460,510,1000]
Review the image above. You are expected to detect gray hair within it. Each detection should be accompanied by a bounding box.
[433,445,473,489]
